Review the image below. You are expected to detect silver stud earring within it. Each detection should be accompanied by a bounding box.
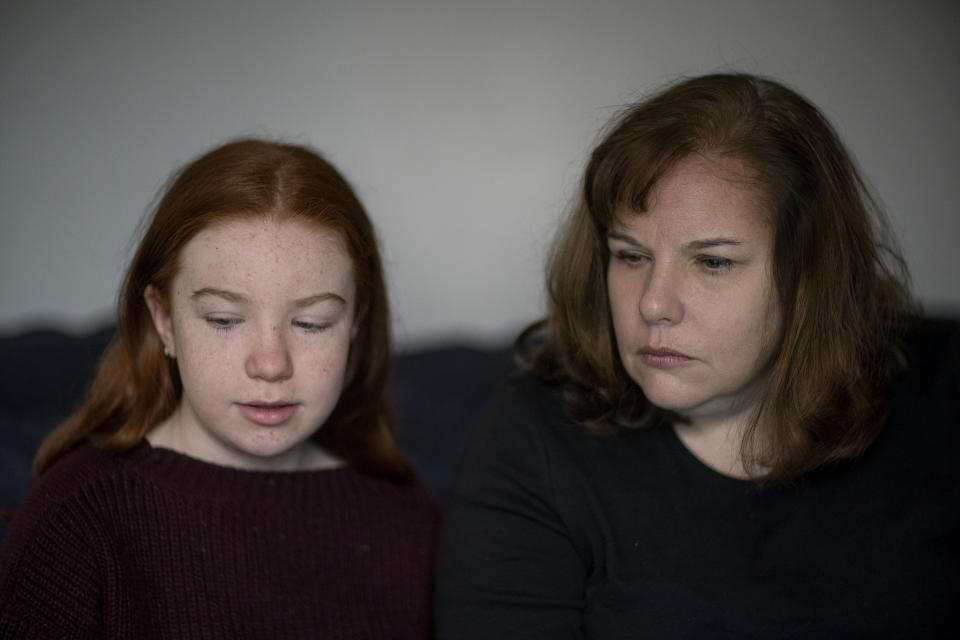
[163,346,173,358]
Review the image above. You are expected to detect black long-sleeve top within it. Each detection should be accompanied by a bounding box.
[436,319,960,639]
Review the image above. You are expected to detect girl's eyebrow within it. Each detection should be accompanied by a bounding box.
[191,287,246,303]
[190,288,345,308]
[293,293,345,309]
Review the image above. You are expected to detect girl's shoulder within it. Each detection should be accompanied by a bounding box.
[0,444,124,622]
[16,443,125,515]
[1,444,129,553]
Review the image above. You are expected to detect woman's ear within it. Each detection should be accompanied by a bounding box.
[144,285,175,358]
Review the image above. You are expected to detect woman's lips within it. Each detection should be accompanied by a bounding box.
[638,347,693,368]
[236,402,299,426]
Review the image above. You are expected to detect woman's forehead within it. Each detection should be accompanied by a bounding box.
[610,155,770,235]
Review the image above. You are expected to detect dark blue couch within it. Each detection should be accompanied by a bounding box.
[0,326,515,539]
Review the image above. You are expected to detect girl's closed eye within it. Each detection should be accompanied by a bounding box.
[205,315,242,332]
[293,319,332,333]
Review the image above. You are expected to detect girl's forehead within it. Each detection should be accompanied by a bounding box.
[192,216,344,249]
[173,218,355,302]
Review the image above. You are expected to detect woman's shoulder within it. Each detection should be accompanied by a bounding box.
[456,371,627,492]
[882,315,960,446]
[487,371,568,425]
[482,372,634,447]
[467,372,571,452]
[890,316,960,406]
[902,315,960,370]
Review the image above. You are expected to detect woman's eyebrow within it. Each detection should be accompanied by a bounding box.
[607,231,641,246]
[607,232,741,251]
[685,238,742,250]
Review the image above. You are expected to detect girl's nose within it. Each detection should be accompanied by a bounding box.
[245,326,293,382]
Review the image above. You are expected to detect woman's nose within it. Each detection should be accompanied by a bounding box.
[245,326,294,382]
[638,262,684,326]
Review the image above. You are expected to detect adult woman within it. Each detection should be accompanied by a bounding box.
[0,140,437,638]
[436,74,958,638]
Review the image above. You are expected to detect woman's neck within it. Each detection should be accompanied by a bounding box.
[672,407,766,480]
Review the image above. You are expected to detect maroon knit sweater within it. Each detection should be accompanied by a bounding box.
[0,442,438,639]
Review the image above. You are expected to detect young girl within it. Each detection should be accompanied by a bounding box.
[0,139,437,638]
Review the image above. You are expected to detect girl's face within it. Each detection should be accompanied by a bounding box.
[606,155,782,428]
[146,217,356,470]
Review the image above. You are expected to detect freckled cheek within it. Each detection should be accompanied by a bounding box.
[191,343,242,371]
[172,334,244,389]
[175,351,232,392]
[296,345,351,380]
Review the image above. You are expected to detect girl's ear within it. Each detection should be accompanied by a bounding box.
[350,304,365,341]
[144,285,175,358]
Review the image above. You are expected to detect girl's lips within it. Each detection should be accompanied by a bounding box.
[236,403,298,426]
[638,347,693,369]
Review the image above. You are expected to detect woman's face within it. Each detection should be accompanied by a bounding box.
[606,155,781,426]
[146,217,356,470]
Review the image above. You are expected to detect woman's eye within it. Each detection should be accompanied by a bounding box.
[698,255,733,272]
[616,250,648,265]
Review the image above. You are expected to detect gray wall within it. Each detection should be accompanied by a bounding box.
[2,0,957,348]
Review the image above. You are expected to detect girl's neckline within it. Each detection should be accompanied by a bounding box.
[123,439,359,504]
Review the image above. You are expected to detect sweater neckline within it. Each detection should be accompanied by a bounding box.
[123,440,362,505]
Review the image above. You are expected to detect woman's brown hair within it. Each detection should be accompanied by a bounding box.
[524,73,916,483]
[33,139,411,480]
